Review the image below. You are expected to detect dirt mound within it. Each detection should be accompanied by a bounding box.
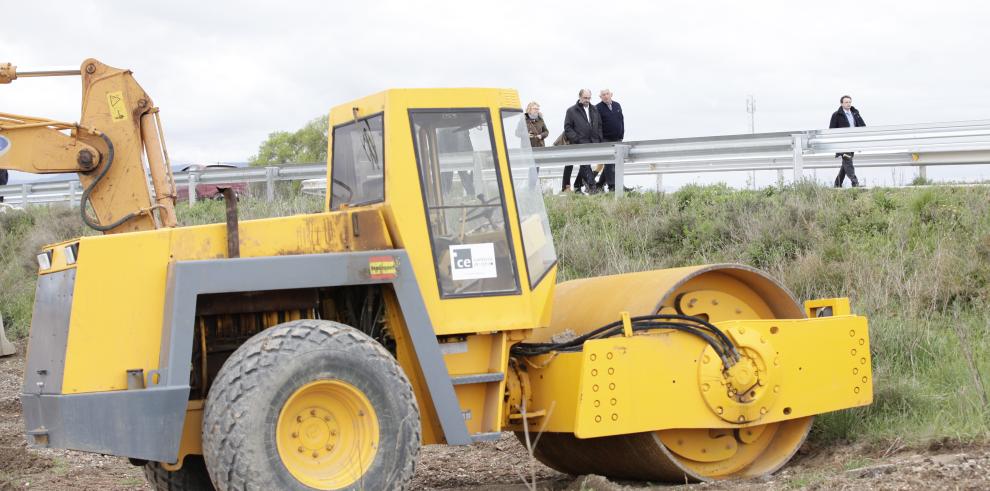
[0,445,53,474]
[1,337,988,489]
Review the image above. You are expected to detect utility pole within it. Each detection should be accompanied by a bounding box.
[746,95,757,188]
[746,95,756,134]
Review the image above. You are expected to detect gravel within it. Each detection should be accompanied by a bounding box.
[2,340,987,490]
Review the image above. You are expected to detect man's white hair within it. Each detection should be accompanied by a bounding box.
[578,88,591,97]
[600,88,612,96]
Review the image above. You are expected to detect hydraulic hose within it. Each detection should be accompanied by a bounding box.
[80,132,142,231]
[511,314,738,368]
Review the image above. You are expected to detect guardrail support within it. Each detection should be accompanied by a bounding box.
[188,173,199,205]
[68,181,79,208]
[20,183,30,207]
[918,165,927,181]
[614,144,631,198]
[791,134,805,181]
[655,173,663,192]
[265,166,278,202]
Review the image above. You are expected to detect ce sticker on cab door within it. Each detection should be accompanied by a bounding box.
[449,243,497,281]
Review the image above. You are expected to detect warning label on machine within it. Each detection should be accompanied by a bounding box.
[106,91,128,122]
[449,243,497,281]
[369,256,397,279]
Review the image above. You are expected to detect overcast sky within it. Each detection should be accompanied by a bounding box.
[4,1,990,185]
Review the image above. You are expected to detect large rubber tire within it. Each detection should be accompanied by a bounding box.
[202,319,420,490]
[143,456,215,490]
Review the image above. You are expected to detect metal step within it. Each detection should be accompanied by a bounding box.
[450,372,504,386]
[470,432,502,443]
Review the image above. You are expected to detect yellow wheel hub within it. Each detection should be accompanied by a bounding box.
[276,380,380,490]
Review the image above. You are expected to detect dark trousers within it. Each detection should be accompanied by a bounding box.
[441,170,476,197]
[560,165,596,192]
[562,165,596,191]
[834,154,859,187]
[597,138,622,191]
[597,164,615,190]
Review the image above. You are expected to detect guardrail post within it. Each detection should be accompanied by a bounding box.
[613,144,630,198]
[68,181,79,208]
[188,172,199,205]
[791,134,805,181]
[265,166,278,202]
[918,165,927,181]
[20,183,30,207]
[655,173,663,192]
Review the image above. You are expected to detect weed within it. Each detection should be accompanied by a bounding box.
[842,455,874,471]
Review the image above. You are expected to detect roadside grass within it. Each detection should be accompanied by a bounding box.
[841,455,875,471]
[1,183,989,445]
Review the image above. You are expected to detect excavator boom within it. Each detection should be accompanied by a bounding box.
[0,59,176,233]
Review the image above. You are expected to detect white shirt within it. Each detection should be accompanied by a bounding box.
[583,104,590,122]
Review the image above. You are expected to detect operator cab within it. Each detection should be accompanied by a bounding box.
[326,89,557,334]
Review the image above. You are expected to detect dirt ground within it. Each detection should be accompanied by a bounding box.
[1,341,987,490]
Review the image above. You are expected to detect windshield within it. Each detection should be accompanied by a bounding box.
[500,110,557,287]
[330,114,384,209]
[410,109,519,297]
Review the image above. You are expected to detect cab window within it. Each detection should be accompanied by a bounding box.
[409,109,519,297]
[330,114,384,209]
[500,110,558,287]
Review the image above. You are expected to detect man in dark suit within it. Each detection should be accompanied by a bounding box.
[562,88,603,194]
[829,95,866,187]
[596,89,624,192]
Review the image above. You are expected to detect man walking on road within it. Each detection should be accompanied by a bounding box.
[562,88,603,194]
[829,95,866,187]
[596,89,624,192]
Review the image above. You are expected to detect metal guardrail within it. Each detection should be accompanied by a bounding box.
[4,119,990,206]
[0,164,327,207]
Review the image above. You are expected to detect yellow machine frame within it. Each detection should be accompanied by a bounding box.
[20,83,874,485]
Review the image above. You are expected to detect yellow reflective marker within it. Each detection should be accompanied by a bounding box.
[106,91,127,122]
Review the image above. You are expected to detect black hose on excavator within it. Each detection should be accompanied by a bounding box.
[80,132,142,232]
[510,313,739,368]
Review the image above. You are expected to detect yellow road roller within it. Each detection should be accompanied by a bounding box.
[12,73,872,489]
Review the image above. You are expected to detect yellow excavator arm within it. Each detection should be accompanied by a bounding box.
[0,59,176,233]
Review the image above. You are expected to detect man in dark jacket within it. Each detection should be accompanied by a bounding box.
[829,95,866,187]
[561,89,602,193]
[0,169,7,203]
[595,89,624,191]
